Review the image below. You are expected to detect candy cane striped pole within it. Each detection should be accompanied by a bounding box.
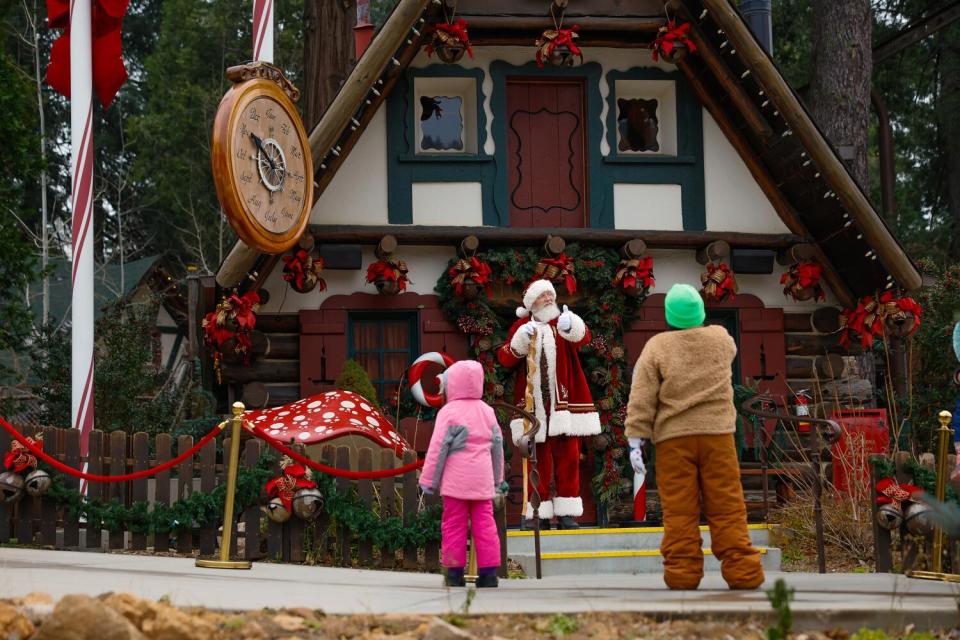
[253,0,274,62]
[70,0,94,494]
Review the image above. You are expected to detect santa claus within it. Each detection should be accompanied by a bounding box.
[497,279,601,529]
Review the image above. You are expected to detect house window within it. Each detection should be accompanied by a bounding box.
[705,309,741,385]
[348,312,418,404]
[414,76,478,154]
[613,79,677,156]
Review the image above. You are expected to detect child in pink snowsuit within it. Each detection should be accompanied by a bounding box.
[420,360,505,588]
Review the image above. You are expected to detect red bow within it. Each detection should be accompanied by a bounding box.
[780,261,825,302]
[448,256,492,296]
[46,0,129,108]
[427,18,474,59]
[613,256,655,291]
[839,292,922,349]
[876,477,920,508]
[265,463,317,512]
[534,253,577,293]
[536,25,583,68]
[652,21,697,62]
[701,262,737,302]
[366,259,409,291]
[228,291,260,332]
[3,437,42,473]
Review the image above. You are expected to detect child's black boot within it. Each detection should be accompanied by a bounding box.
[475,567,499,588]
[445,567,466,587]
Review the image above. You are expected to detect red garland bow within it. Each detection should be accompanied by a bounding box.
[448,256,492,296]
[282,250,326,293]
[652,21,697,62]
[3,437,42,473]
[366,259,410,291]
[876,477,920,508]
[780,261,825,302]
[612,256,655,291]
[265,463,317,512]
[46,0,129,108]
[534,253,577,293]
[700,262,737,302]
[839,292,922,349]
[535,25,583,68]
[426,18,474,59]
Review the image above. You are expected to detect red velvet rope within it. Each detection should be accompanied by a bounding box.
[249,424,424,479]
[0,417,221,483]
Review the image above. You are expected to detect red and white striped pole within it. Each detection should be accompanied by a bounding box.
[253,0,273,62]
[70,0,95,494]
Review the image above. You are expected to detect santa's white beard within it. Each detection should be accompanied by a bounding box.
[532,302,561,323]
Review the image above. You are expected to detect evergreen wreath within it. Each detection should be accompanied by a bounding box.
[435,243,645,506]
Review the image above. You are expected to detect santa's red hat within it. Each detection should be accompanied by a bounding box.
[517,279,556,318]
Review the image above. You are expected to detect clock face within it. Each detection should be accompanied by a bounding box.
[230,94,309,237]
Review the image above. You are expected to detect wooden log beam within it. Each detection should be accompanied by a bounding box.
[673,56,855,308]
[306,224,806,249]
[455,15,665,32]
[221,360,299,384]
[468,33,654,48]
[308,0,431,167]
[699,0,922,293]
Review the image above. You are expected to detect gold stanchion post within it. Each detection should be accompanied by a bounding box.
[466,533,478,583]
[907,410,958,582]
[196,402,253,570]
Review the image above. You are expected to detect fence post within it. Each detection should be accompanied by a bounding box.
[0,425,10,542]
[266,452,284,561]
[288,443,308,563]
[871,463,892,572]
[243,439,263,561]
[176,434,194,553]
[424,491,440,572]
[84,430,103,550]
[130,432,149,551]
[155,433,172,552]
[379,450,395,569]
[107,430,127,549]
[357,448,374,566]
[198,433,217,556]
[402,450,419,569]
[61,429,80,547]
[16,425,37,545]
[337,446,352,566]
[39,427,58,546]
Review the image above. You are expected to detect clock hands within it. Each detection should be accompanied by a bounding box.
[249,132,276,173]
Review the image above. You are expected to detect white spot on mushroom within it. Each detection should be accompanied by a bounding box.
[340,400,356,409]
[322,412,336,419]
[293,415,305,422]
[366,416,379,427]
[360,403,371,412]
[298,432,310,441]
[270,422,285,429]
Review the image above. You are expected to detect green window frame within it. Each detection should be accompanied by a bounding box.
[346,312,419,404]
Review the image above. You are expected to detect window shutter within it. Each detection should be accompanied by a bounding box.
[299,309,347,396]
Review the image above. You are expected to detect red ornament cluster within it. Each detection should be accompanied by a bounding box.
[535,25,583,68]
[780,261,825,302]
[612,256,655,298]
[448,256,492,298]
[4,436,41,474]
[366,258,410,294]
[202,290,262,381]
[426,18,474,62]
[266,462,317,513]
[282,250,326,294]
[652,21,697,64]
[533,253,577,293]
[838,291,922,349]
[700,262,737,302]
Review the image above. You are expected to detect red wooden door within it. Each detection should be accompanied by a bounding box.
[506,79,588,228]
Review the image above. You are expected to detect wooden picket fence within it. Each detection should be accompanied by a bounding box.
[0,425,480,571]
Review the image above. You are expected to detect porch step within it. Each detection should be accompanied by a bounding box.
[506,525,780,577]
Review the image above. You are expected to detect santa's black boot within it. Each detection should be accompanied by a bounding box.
[557,516,580,530]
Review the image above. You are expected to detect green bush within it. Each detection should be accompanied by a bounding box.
[334,359,380,410]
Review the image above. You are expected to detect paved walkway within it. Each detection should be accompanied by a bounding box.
[1,548,958,630]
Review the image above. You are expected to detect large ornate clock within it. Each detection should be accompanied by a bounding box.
[211,62,313,254]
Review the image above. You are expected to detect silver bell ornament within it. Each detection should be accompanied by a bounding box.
[266,497,292,524]
[0,471,24,503]
[291,488,323,520]
[904,501,934,535]
[24,469,52,497]
[875,502,903,531]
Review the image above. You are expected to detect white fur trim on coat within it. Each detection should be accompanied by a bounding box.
[557,312,586,344]
[552,496,583,517]
[525,500,554,520]
[552,410,602,437]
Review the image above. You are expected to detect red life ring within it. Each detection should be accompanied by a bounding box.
[409,352,456,408]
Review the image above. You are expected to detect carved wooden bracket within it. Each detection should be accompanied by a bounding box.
[776,242,818,266]
[459,235,480,258]
[695,240,730,265]
[620,238,647,259]
[544,235,566,257]
[226,62,301,102]
[375,234,398,260]
[810,306,842,334]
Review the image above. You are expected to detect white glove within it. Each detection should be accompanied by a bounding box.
[629,437,647,475]
[521,321,537,337]
[557,305,573,332]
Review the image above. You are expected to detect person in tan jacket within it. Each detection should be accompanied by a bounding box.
[625,283,764,591]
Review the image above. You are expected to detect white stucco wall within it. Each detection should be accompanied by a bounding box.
[411,182,484,226]
[702,111,789,234]
[613,184,683,230]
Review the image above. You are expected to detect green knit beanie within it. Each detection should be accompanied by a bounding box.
[664,283,706,329]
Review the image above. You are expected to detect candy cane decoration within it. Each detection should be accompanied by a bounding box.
[70,0,95,494]
[409,352,456,408]
[253,0,274,63]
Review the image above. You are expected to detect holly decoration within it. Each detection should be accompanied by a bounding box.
[533,252,577,294]
[366,257,410,295]
[780,261,825,302]
[536,25,583,68]
[612,256,655,299]
[839,292,922,349]
[700,262,737,303]
[652,21,697,64]
[282,250,326,294]
[448,256,492,300]
[202,290,262,382]
[426,18,473,63]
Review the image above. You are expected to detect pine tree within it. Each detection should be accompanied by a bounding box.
[334,360,381,410]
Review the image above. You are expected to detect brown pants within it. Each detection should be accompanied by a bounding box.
[656,434,765,590]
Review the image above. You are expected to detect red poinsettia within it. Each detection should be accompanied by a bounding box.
[535,25,583,68]
[426,18,474,59]
[652,21,697,63]
[534,253,577,293]
[202,290,263,380]
[612,256,655,292]
[700,262,737,302]
[3,436,41,473]
[265,462,317,512]
[780,261,825,302]
[282,250,326,294]
[366,258,409,292]
[448,256,492,296]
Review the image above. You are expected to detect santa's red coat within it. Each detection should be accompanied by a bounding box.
[497,313,601,445]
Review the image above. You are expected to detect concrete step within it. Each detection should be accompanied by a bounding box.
[511,546,782,577]
[506,524,775,555]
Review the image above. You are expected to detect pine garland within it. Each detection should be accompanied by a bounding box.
[435,243,644,506]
